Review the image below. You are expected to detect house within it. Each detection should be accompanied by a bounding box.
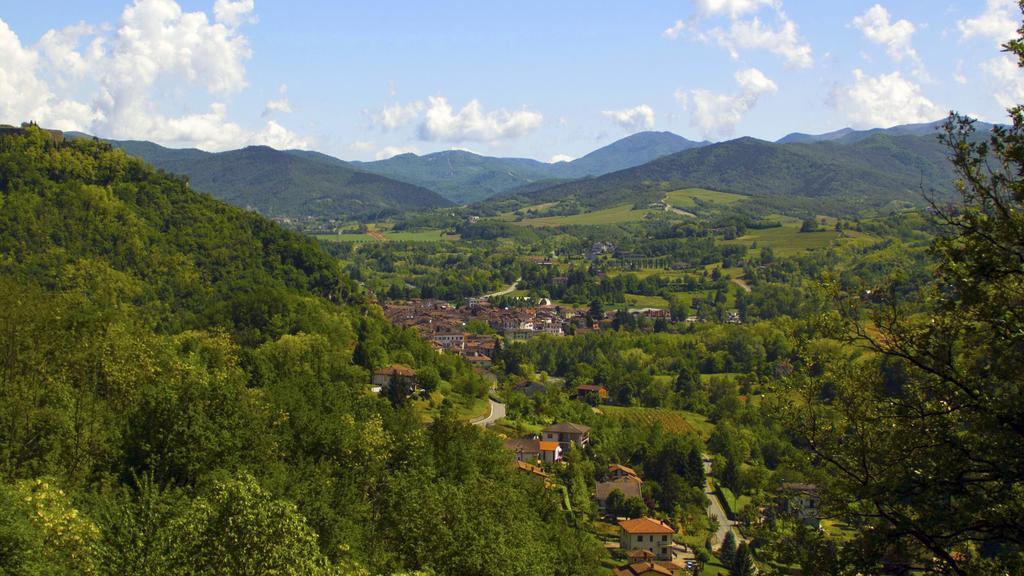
[371,365,419,399]
[608,464,641,481]
[576,384,608,403]
[503,437,562,464]
[614,561,682,576]
[513,380,547,399]
[542,422,591,450]
[430,332,466,350]
[595,477,644,514]
[777,482,820,528]
[619,517,675,561]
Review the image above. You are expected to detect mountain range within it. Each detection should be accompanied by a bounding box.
[503,121,970,213]
[75,119,981,220]
[73,137,454,220]
[351,131,707,203]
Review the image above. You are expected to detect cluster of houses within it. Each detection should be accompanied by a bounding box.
[503,422,691,575]
[383,299,588,365]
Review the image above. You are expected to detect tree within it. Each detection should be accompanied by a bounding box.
[780,11,1024,574]
[799,218,818,233]
[719,531,737,566]
[730,542,755,576]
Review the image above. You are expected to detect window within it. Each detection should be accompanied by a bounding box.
[662,535,668,542]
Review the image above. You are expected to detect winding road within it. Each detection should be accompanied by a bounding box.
[481,277,521,299]
[471,397,506,427]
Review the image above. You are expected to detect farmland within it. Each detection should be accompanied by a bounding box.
[601,406,714,439]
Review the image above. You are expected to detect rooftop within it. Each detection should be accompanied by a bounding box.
[618,517,674,535]
[543,421,592,434]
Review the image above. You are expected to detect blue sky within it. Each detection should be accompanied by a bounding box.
[1,0,1020,161]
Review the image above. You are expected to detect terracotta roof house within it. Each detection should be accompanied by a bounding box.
[609,464,640,481]
[615,562,682,576]
[619,517,675,561]
[596,477,644,513]
[371,365,419,400]
[576,384,609,403]
[503,437,562,464]
[542,421,591,450]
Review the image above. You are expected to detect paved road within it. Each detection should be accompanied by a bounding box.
[703,456,741,549]
[481,277,521,299]
[472,397,506,427]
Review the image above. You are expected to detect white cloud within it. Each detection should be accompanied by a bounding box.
[953,60,967,84]
[0,18,100,130]
[253,120,308,149]
[376,145,419,160]
[213,0,256,28]
[692,0,777,19]
[663,20,687,39]
[417,96,542,142]
[852,4,919,63]
[601,104,655,132]
[706,15,812,67]
[680,67,777,137]
[958,0,1019,46]
[834,69,943,127]
[262,83,292,116]
[373,101,425,131]
[550,154,575,163]
[982,55,1024,108]
[0,2,312,152]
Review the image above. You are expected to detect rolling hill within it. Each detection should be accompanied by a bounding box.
[85,138,453,220]
[505,130,960,214]
[352,131,707,203]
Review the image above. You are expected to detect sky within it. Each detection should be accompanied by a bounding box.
[1,0,1021,162]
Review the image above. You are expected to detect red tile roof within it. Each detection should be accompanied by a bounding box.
[618,517,675,535]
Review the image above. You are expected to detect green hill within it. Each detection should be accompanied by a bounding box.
[0,126,599,575]
[100,139,454,220]
[507,132,958,214]
[353,131,707,203]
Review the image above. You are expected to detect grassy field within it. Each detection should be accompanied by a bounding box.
[664,188,747,208]
[722,223,840,256]
[316,228,459,243]
[516,203,655,227]
[601,406,714,438]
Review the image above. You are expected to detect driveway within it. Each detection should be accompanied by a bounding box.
[703,456,741,548]
[481,277,521,299]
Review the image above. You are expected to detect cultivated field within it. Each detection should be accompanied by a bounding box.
[601,406,714,438]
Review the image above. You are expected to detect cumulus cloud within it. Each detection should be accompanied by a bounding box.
[833,69,943,127]
[663,20,687,39]
[373,101,425,131]
[376,145,420,160]
[958,0,1019,46]
[679,67,777,138]
[213,0,256,28]
[550,154,575,163]
[669,0,812,68]
[852,4,919,63]
[706,16,812,68]
[0,1,311,151]
[417,96,543,142]
[692,0,777,19]
[601,105,655,132]
[263,84,292,117]
[982,55,1024,109]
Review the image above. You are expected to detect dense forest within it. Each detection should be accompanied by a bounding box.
[0,128,604,575]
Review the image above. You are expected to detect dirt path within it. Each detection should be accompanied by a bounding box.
[731,277,751,293]
[367,229,387,241]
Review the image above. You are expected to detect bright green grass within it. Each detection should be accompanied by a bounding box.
[516,203,654,227]
[602,406,714,438]
[664,188,747,208]
[622,293,670,308]
[722,223,840,256]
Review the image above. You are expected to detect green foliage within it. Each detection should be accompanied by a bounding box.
[109,140,453,220]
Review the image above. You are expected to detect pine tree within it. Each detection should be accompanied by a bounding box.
[719,531,737,566]
[730,542,754,576]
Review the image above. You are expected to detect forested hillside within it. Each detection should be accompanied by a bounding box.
[103,138,454,220]
[0,126,602,575]
[508,132,957,214]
